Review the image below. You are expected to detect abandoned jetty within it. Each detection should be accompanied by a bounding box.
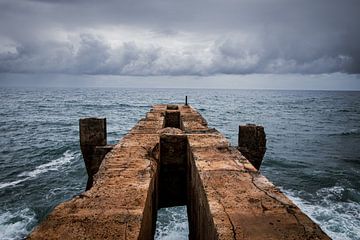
[28,104,330,239]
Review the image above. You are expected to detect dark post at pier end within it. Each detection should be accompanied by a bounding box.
[185,96,188,106]
[238,124,267,170]
[79,118,113,190]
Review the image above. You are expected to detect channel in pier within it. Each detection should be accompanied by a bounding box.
[28,104,330,239]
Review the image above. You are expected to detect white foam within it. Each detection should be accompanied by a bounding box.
[283,186,360,240]
[18,150,75,178]
[0,150,76,190]
[0,178,30,189]
[0,208,36,240]
[155,206,189,240]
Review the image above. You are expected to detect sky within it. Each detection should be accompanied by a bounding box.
[0,0,360,89]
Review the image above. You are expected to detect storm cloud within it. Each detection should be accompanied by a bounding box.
[0,0,359,75]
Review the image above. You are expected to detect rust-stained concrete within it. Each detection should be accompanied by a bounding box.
[28,104,330,240]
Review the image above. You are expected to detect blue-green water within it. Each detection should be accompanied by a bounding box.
[0,88,359,239]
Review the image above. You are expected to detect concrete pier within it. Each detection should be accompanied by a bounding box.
[79,118,113,190]
[28,104,330,239]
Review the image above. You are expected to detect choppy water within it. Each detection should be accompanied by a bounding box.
[0,87,359,240]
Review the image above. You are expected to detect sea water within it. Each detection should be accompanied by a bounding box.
[0,87,359,240]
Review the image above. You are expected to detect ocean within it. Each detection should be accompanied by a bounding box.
[0,87,359,240]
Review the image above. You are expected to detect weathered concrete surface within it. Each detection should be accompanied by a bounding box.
[159,132,187,208]
[183,107,329,240]
[29,104,330,240]
[238,124,266,170]
[79,118,112,189]
[29,108,165,240]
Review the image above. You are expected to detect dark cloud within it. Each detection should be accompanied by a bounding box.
[0,0,359,75]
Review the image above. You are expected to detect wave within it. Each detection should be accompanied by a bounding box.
[18,150,75,178]
[0,208,36,240]
[80,103,150,108]
[340,128,360,136]
[283,186,360,240]
[0,150,76,190]
[155,206,189,240]
[328,128,360,137]
[0,178,30,189]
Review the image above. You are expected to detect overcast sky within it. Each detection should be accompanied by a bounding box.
[0,0,359,88]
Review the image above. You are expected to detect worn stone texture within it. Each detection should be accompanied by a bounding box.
[158,132,187,208]
[29,112,162,240]
[238,124,267,170]
[79,118,110,189]
[28,104,330,240]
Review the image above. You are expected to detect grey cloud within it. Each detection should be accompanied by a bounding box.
[0,0,359,75]
[0,33,355,75]
[209,32,356,74]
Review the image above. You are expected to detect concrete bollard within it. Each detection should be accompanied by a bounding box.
[159,133,188,208]
[238,124,266,170]
[79,118,112,190]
